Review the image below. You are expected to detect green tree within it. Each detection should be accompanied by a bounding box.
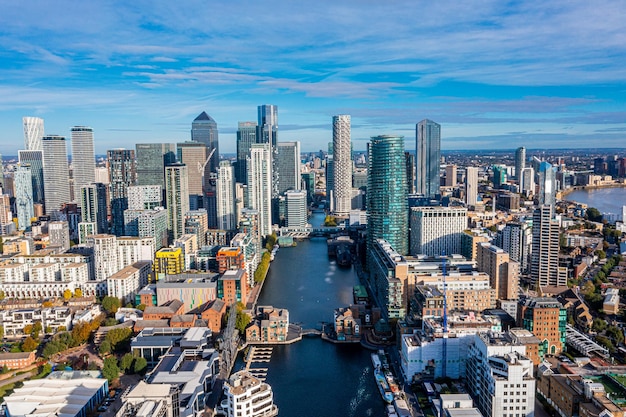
[0,290,5,301]
[101,296,121,314]
[21,336,38,352]
[0,325,3,339]
[101,357,120,382]
[104,318,119,327]
[99,340,112,356]
[324,215,337,227]
[136,304,146,311]
[119,353,134,373]
[235,303,251,334]
[587,207,603,222]
[607,326,625,345]
[592,318,607,333]
[582,280,595,296]
[105,327,132,352]
[133,357,148,374]
[31,321,42,338]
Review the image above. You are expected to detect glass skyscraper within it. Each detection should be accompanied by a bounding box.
[538,161,556,209]
[236,121,257,184]
[416,119,441,199]
[18,150,44,204]
[23,116,44,151]
[191,112,219,173]
[108,148,136,235]
[136,143,176,189]
[515,146,526,180]
[367,135,409,256]
[14,164,34,230]
[276,141,301,195]
[70,126,96,199]
[42,135,71,218]
[165,163,190,241]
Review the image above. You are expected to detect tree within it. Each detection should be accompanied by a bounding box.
[74,288,83,298]
[582,280,595,296]
[592,318,607,333]
[587,207,603,223]
[119,353,134,372]
[0,290,5,301]
[136,304,146,311]
[104,318,119,327]
[63,289,72,301]
[31,321,42,338]
[101,357,120,382]
[101,296,121,314]
[99,340,112,356]
[607,326,625,345]
[235,303,251,334]
[105,327,132,352]
[324,215,337,227]
[133,357,148,374]
[21,336,38,352]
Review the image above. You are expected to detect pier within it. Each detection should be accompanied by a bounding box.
[244,346,274,381]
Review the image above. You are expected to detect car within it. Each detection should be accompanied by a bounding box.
[97,405,107,412]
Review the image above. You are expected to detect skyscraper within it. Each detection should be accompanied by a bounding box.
[492,164,507,189]
[80,183,108,234]
[476,242,519,301]
[18,150,44,204]
[235,121,257,184]
[108,149,136,236]
[217,161,236,231]
[520,167,535,197]
[70,126,96,199]
[257,105,278,148]
[332,115,351,216]
[42,135,71,218]
[405,152,416,194]
[409,207,467,257]
[444,164,457,187]
[465,167,478,207]
[177,141,209,210]
[246,143,273,237]
[22,116,44,151]
[127,185,162,210]
[165,163,190,242]
[497,221,532,274]
[515,146,526,180]
[367,135,409,255]
[14,164,34,230]
[416,119,441,199]
[325,155,334,212]
[135,143,176,189]
[285,190,308,228]
[191,112,219,173]
[531,205,561,290]
[276,141,301,195]
[538,161,556,209]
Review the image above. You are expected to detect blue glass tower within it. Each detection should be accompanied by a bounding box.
[416,119,441,199]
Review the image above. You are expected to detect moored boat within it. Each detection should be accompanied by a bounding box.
[372,353,394,403]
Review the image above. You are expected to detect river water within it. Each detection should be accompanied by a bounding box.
[252,211,384,417]
[564,187,626,217]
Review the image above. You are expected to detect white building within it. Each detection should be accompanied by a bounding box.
[128,184,162,210]
[173,234,198,270]
[42,135,71,218]
[466,332,536,417]
[22,116,44,151]
[70,126,96,200]
[410,207,467,257]
[1,307,73,337]
[117,236,155,269]
[48,221,70,252]
[285,190,308,228]
[87,234,120,281]
[465,167,479,207]
[165,163,190,241]
[107,261,151,305]
[217,161,236,231]
[332,115,351,216]
[220,370,278,417]
[246,143,273,237]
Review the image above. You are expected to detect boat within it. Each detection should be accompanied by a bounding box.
[336,245,352,267]
[372,353,394,404]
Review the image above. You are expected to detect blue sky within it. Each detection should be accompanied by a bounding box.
[1,0,625,155]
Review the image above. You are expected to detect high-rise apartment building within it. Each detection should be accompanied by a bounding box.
[185,209,208,247]
[444,164,457,187]
[492,164,507,189]
[257,105,279,200]
[123,208,168,250]
[515,146,526,180]
[246,143,273,237]
[416,119,441,199]
[107,149,136,236]
[332,115,351,216]
[80,183,108,234]
[465,166,478,207]
[410,207,467,257]
[22,117,44,151]
[405,151,416,195]
[217,161,236,231]
[42,135,71,218]
[531,205,561,289]
[191,111,219,173]
[538,161,556,209]
[177,141,209,210]
[276,141,301,195]
[135,143,176,189]
[127,185,162,210]
[520,167,535,196]
[87,234,119,281]
[236,122,257,184]
[70,126,96,199]
[476,242,519,300]
[325,155,334,211]
[18,150,44,205]
[165,163,190,242]
[285,190,308,228]
[14,165,34,230]
[49,221,70,252]
[497,221,532,274]
[367,135,408,256]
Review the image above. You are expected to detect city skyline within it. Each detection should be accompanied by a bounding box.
[1,1,625,155]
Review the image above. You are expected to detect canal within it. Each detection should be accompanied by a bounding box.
[252,211,384,417]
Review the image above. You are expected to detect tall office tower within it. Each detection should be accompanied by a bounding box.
[217,161,236,231]
[332,115,351,216]
[135,143,176,189]
[70,126,96,199]
[127,185,162,210]
[107,149,136,236]
[48,221,70,252]
[464,167,478,207]
[177,141,209,210]
[185,209,208,247]
[367,135,409,255]
[325,155,334,212]
[531,205,561,290]
[285,190,307,228]
[492,164,507,189]
[538,161,556,209]
[301,171,316,204]
[409,207,467,256]
[246,143,273,237]
[276,141,301,195]
[191,111,219,173]
[94,167,109,184]
[205,172,219,228]
[515,146,526,179]
[404,152,416,194]
[14,165,34,230]
[497,221,532,274]
[520,167,535,196]
[476,242,519,300]
[235,122,257,184]
[416,119,441,199]
[42,135,71,218]
[165,163,190,241]
[257,105,279,199]
[445,164,457,187]
[19,150,44,204]
[22,116,44,151]
[87,234,120,281]
[80,183,108,233]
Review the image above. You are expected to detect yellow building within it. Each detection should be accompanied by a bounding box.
[153,247,184,281]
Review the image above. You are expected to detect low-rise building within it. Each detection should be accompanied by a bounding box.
[246,306,290,344]
[0,351,36,370]
[143,300,185,321]
[217,269,249,305]
[333,305,361,341]
[603,288,620,315]
[220,370,278,417]
[1,307,72,337]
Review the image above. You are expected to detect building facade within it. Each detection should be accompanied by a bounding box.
[332,115,351,216]
[416,119,441,199]
[70,126,96,199]
[410,207,467,257]
[165,163,190,241]
[42,135,71,218]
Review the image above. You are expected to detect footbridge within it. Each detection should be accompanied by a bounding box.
[279,226,345,238]
[566,324,609,358]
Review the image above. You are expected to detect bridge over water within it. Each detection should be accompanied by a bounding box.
[279,226,345,238]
